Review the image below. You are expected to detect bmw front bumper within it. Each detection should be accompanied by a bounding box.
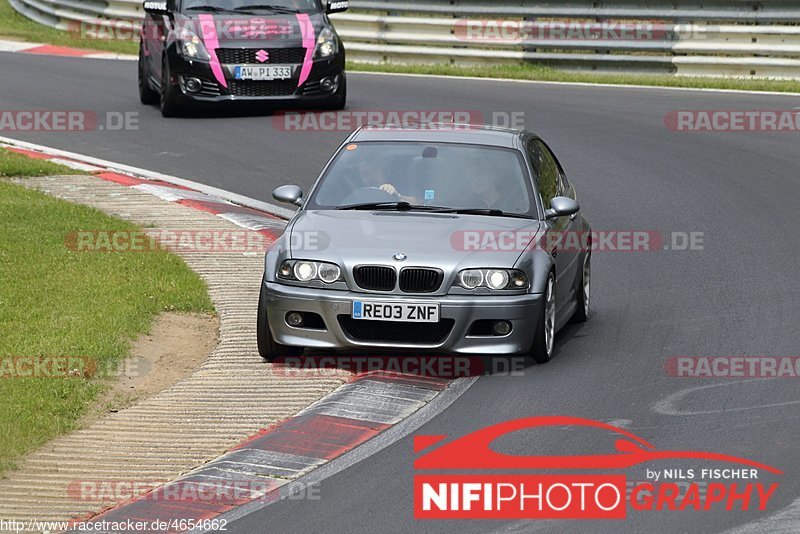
[264,281,545,355]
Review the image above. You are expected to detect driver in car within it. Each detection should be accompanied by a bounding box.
[467,160,527,213]
[356,159,418,204]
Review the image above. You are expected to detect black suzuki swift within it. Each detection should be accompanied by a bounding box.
[138,0,348,116]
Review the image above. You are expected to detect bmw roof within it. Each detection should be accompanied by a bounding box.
[349,123,527,149]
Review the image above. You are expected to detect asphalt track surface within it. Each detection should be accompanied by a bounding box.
[2,51,800,533]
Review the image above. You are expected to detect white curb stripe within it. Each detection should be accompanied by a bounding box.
[48,157,105,172]
[0,39,43,52]
[133,183,235,204]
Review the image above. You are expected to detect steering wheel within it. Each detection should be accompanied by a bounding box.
[340,187,396,206]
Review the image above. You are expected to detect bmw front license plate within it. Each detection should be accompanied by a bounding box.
[234,65,292,81]
[352,301,440,323]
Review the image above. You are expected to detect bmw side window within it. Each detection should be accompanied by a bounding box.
[531,140,558,208]
[541,141,573,198]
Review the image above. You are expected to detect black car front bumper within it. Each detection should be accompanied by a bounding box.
[167,46,345,104]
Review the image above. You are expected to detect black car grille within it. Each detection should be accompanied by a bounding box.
[302,80,324,96]
[198,79,221,97]
[338,316,455,345]
[215,48,306,64]
[399,268,443,293]
[354,266,396,292]
[227,80,298,97]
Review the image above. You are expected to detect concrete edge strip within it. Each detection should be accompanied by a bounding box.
[2,38,799,97]
[73,373,456,528]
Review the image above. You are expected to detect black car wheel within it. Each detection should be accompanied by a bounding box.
[257,281,303,362]
[527,272,556,364]
[159,55,181,118]
[138,44,159,105]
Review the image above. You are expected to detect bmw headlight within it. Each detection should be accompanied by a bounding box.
[455,269,529,290]
[179,28,210,60]
[315,27,337,59]
[278,260,342,284]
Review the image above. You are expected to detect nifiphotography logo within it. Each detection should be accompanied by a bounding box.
[413,416,782,520]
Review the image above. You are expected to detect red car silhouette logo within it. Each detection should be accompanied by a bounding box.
[414,416,782,474]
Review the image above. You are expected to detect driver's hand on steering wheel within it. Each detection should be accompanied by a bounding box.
[379,183,400,197]
[380,183,418,204]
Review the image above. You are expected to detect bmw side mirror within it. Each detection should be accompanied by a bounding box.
[143,0,170,13]
[545,196,580,219]
[325,0,349,14]
[273,185,304,207]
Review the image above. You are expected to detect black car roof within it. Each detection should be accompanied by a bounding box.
[350,123,527,149]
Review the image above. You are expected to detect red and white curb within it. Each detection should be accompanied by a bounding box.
[0,137,292,238]
[80,373,451,526]
[0,39,136,60]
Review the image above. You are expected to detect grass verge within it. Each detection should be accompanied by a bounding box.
[0,147,81,177]
[0,154,214,473]
[348,62,800,94]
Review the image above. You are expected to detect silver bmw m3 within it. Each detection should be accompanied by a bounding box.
[258,124,591,364]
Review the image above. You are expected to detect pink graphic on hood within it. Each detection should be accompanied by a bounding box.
[226,19,293,38]
[296,14,315,88]
[198,14,227,89]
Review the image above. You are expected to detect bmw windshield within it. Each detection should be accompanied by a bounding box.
[307,142,537,217]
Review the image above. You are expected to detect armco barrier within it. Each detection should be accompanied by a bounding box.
[9,0,800,79]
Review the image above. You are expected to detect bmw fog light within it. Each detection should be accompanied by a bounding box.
[286,312,303,327]
[492,321,512,336]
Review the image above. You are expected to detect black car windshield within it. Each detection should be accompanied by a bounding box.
[307,142,536,217]
[182,0,320,13]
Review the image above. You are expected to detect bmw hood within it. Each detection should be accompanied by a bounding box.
[285,210,544,272]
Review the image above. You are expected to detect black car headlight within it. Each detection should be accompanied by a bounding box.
[315,27,338,59]
[278,260,343,284]
[455,269,529,290]
[178,28,210,60]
